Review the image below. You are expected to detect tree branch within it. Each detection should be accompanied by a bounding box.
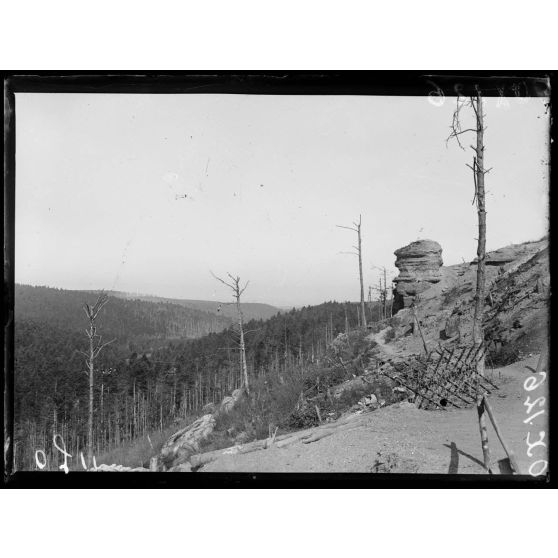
[210,270,235,291]
[336,224,358,232]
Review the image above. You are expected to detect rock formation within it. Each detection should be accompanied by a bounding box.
[158,387,246,471]
[392,240,443,314]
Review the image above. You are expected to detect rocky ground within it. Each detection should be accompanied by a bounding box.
[199,354,548,474]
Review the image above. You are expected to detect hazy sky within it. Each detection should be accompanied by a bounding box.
[15,93,549,307]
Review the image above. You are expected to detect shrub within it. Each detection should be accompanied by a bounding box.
[384,327,396,343]
[283,403,320,430]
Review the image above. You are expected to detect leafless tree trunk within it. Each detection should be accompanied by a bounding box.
[211,272,250,394]
[337,215,367,328]
[79,292,114,468]
[383,267,388,320]
[471,92,487,376]
[448,89,490,376]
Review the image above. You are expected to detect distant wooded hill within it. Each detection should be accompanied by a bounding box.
[108,291,282,322]
[15,284,232,349]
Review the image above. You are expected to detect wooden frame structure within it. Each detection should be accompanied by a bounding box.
[380,343,498,410]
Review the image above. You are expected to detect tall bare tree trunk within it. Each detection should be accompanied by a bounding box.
[212,272,250,394]
[237,298,249,394]
[357,217,367,328]
[81,292,113,468]
[472,91,487,376]
[448,89,489,377]
[383,267,388,320]
[87,339,94,466]
[337,215,366,328]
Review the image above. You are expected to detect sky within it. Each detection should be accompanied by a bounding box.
[15,93,549,307]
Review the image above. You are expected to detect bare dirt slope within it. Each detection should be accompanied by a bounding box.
[201,354,547,473]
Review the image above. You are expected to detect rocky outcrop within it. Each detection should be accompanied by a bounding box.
[471,246,517,266]
[393,240,443,314]
[158,387,246,471]
[159,413,216,470]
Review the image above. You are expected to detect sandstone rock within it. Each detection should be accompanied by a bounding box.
[159,413,216,470]
[158,387,246,471]
[393,240,443,313]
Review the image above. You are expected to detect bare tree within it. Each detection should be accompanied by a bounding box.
[448,88,491,375]
[211,272,250,394]
[371,265,394,321]
[78,292,114,467]
[337,215,367,328]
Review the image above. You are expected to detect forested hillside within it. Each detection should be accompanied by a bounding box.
[13,296,380,470]
[16,284,231,349]
[110,291,281,322]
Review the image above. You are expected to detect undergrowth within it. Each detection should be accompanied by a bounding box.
[200,328,383,453]
[95,414,199,469]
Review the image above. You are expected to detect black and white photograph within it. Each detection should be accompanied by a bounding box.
[3,73,551,485]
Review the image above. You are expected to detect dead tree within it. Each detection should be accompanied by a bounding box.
[211,272,250,394]
[447,88,490,375]
[79,292,114,467]
[383,267,389,319]
[371,265,393,321]
[337,215,367,328]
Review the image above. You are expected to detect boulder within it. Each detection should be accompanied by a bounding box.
[393,240,443,313]
[158,387,246,471]
[159,413,216,470]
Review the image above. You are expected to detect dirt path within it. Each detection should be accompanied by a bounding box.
[201,355,548,474]
[369,327,398,357]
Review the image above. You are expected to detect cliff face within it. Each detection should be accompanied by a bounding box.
[392,240,443,313]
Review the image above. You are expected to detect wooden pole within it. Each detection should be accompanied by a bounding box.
[476,394,492,473]
[412,305,429,356]
[482,395,521,474]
